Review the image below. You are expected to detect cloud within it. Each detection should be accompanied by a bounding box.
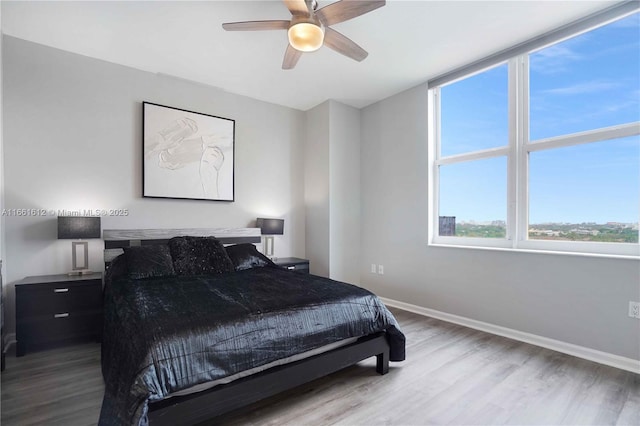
[530,43,583,75]
[534,44,581,61]
[592,41,640,58]
[601,100,638,113]
[542,80,620,95]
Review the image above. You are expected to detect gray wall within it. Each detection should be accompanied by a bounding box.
[304,100,361,283]
[2,36,306,335]
[0,2,5,351]
[328,101,360,285]
[360,83,640,360]
[305,101,330,277]
[0,3,4,262]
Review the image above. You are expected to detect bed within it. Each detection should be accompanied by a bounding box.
[99,228,405,426]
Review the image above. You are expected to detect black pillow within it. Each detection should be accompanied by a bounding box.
[168,236,235,276]
[225,243,276,271]
[123,245,176,280]
[105,253,128,283]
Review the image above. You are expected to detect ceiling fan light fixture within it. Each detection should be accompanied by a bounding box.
[288,22,324,52]
[222,0,386,69]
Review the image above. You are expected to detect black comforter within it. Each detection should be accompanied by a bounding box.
[99,266,405,426]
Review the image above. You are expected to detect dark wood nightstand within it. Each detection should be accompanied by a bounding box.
[273,257,310,274]
[15,272,103,356]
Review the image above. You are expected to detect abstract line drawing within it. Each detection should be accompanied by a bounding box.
[143,102,235,201]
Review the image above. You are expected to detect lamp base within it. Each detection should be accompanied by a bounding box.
[263,236,275,258]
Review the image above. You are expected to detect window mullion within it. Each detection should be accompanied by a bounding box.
[516,54,530,248]
[435,88,441,161]
[436,146,509,166]
[507,58,518,244]
[429,88,440,241]
[527,122,640,152]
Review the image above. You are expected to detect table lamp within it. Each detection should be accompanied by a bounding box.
[58,216,101,275]
[256,218,284,258]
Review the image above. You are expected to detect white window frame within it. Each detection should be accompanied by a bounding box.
[429,60,516,250]
[428,9,640,258]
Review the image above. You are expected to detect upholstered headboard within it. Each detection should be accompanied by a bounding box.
[103,228,261,267]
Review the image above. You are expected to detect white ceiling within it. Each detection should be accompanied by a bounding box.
[2,0,619,111]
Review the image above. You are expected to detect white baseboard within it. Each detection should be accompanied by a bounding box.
[3,333,16,353]
[380,297,640,375]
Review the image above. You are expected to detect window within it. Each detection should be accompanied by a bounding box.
[429,10,640,257]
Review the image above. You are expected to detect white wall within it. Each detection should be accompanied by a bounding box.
[360,83,640,361]
[329,101,360,285]
[2,36,306,335]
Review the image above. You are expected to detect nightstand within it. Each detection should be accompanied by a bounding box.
[273,257,310,274]
[15,272,103,356]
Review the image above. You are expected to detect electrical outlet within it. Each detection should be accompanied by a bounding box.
[378,264,384,275]
[629,301,640,319]
[371,264,377,274]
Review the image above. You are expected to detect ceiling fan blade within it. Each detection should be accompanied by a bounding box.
[316,0,385,26]
[282,44,303,69]
[323,27,368,62]
[222,20,290,31]
[283,0,309,16]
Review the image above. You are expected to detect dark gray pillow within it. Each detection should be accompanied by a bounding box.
[168,236,235,276]
[225,243,276,271]
[123,245,175,280]
[105,253,128,283]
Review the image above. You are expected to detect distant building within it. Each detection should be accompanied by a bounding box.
[572,229,600,236]
[439,216,456,236]
[529,229,561,237]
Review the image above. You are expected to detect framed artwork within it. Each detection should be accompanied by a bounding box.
[143,102,235,202]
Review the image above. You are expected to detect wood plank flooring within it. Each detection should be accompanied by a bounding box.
[1,308,638,425]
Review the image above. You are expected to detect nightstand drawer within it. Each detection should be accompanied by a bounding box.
[18,311,101,344]
[16,281,102,318]
[274,258,310,274]
[282,263,309,273]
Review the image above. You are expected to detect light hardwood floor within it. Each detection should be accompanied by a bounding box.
[1,308,638,425]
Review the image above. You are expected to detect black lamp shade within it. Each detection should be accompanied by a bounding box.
[256,218,284,235]
[58,216,101,239]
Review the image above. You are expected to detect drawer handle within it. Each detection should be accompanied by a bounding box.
[287,266,296,270]
[54,313,70,319]
[54,288,69,293]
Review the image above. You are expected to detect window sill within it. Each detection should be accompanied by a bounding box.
[428,242,639,261]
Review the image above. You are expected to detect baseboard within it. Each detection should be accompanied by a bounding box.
[3,333,16,354]
[380,297,640,375]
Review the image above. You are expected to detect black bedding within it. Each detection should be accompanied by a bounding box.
[99,265,405,426]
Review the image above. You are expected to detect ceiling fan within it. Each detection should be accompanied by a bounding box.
[222,0,386,70]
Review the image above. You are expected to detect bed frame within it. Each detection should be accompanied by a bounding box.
[103,228,391,425]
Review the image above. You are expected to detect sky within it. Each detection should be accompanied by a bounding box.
[439,12,640,225]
